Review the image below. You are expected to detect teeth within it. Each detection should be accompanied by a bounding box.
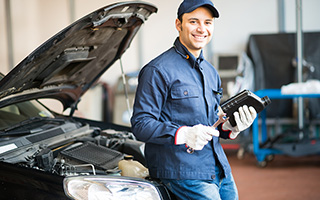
[194,35,206,39]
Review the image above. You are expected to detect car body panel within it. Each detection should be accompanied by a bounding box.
[0,2,176,200]
[0,2,157,111]
[0,161,66,199]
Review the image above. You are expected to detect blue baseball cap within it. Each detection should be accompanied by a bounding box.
[177,0,219,18]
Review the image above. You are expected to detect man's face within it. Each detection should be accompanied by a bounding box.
[176,7,214,57]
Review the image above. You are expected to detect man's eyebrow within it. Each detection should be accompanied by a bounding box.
[187,17,213,21]
[187,17,199,21]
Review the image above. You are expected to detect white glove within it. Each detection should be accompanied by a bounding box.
[222,105,257,139]
[175,124,219,151]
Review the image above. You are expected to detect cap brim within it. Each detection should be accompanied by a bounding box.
[205,5,219,18]
[179,3,219,18]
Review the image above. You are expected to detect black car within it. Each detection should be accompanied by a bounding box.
[0,2,175,199]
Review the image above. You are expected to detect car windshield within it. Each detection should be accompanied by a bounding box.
[0,100,55,131]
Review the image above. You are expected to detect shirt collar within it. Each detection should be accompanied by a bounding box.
[173,37,204,69]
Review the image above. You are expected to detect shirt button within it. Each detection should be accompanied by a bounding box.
[211,175,216,179]
[184,90,188,96]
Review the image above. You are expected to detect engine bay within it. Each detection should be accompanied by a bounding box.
[0,118,146,177]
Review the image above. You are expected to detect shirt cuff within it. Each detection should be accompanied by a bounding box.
[175,126,186,145]
[217,123,232,139]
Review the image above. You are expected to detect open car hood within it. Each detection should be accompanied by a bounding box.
[0,2,157,112]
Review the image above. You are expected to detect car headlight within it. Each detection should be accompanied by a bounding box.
[63,176,161,200]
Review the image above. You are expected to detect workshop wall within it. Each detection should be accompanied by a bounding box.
[0,0,319,121]
[1,0,319,85]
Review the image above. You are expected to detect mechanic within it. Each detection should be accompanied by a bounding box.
[131,0,256,199]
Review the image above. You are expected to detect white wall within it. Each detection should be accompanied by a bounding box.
[103,0,320,84]
[213,0,320,55]
[213,0,279,55]
[101,0,182,85]
[0,0,9,74]
[1,0,320,84]
[0,0,319,121]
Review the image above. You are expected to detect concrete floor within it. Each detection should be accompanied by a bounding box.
[227,149,320,200]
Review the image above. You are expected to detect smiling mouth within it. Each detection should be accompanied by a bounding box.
[192,34,207,40]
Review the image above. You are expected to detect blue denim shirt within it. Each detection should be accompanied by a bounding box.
[131,38,232,180]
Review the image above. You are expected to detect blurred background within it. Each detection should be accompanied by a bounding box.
[1,1,320,199]
[1,0,320,122]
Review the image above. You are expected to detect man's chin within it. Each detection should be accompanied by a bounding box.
[193,43,207,50]
[192,39,210,47]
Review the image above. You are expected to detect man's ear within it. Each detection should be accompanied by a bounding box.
[175,18,182,32]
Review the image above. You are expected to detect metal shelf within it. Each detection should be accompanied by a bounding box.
[252,89,320,167]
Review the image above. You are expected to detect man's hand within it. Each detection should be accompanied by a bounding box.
[175,124,219,150]
[222,105,257,139]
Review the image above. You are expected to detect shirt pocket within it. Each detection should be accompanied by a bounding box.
[171,86,199,100]
[170,86,202,123]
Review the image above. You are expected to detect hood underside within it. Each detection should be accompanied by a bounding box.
[0,2,157,111]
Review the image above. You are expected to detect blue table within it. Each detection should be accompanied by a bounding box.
[252,89,320,167]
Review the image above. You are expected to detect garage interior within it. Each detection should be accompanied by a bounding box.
[1,0,320,199]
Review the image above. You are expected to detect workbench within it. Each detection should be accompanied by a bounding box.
[253,89,320,167]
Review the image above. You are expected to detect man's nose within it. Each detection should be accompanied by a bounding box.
[196,24,205,33]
